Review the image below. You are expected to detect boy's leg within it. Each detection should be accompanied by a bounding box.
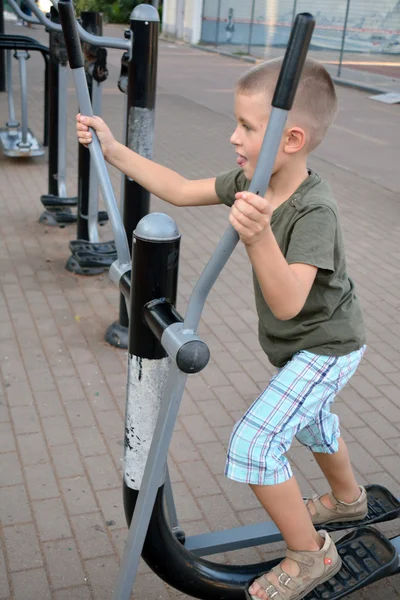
[311,437,360,506]
[225,352,344,599]
[248,477,323,599]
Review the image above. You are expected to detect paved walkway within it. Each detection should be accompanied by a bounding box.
[0,20,400,600]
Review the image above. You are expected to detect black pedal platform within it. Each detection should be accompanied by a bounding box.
[40,194,78,208]
[319,485,400,534]
[305,527,399,599]
[72,251,117,269]
[69,240,116,255]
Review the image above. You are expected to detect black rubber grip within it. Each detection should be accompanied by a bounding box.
[57,0,84,69]
[272,13,315,110]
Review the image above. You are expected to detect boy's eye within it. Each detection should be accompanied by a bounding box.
[242,123,251,131]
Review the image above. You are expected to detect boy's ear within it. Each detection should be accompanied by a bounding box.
[284,126,307,154]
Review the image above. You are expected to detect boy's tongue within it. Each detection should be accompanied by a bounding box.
[237,155,247,167]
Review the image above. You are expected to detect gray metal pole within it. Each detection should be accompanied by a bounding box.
[6,51,19,128]
[338,0,351,78]
[17,52,29,146]
[247,0,256,55]
[291,0,298,25]
[215,0,221,47]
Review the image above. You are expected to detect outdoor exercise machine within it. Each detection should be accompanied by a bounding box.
[0,33,48,156]
[58,2,400,599]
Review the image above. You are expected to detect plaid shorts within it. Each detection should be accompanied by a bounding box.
[225,346,366,486]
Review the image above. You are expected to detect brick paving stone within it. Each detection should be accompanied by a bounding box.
[11,568,51,600]
[0,453,24,487]
[33,498,72,542]
[24,463,59,501]
[3,524,43,571]
[96,488,125,530]
[43,539,86,589]
[74,427,109,458]
[70,513,114,560]
[54,587,92,600]
[42,415,75,447]
[0,423,16,453]
[17,432,50,467]
[59,476,99,516]
[0,485,32,526]
[84,556,119,600]
[51,444,86,479]
[84,455,121,491]
[0,546,11,599]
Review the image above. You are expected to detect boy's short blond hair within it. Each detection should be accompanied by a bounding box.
[236,57,338,151]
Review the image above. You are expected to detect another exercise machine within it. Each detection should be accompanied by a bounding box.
[58,3,400,600]
[0,34,48,156]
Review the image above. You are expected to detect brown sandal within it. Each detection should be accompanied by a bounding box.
[306,486,368,525]
[246,531,341,600]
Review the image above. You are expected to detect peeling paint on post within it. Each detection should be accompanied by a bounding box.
[127,106,155,160]
[124,356,170,490]
[123,212,180,496]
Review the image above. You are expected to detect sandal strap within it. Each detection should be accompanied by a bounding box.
[253,565,299,599]
[307,492,337,517]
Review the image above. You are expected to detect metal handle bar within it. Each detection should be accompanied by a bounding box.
[57,0,131,272]
[183,13,315,332]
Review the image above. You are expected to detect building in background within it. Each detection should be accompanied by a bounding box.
[162,0,400,55]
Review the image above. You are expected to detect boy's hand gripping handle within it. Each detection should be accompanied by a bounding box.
[272,13,315,110]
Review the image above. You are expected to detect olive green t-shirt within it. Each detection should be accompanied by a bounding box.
[215,168,366,368]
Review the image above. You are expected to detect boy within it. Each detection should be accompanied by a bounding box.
[76,57,367,600]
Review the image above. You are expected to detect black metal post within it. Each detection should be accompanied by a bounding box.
[0,0,5,92]
[77,11,103,241]
[122,213,181,566]
[247,0,256,55]
[338,0,351,78]
[105,4,159,349]
[45,8,60,199]
[40,7,79,226]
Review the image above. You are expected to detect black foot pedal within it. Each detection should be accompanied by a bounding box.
[65,254,106,276]
[69,240,116,254]
[104,320,128,349]
[40,194,78,208]
[98,210,108,225]
[71,251,117,269]
[305,527,399,599]
[321,485,400,534]
[39,209,77,228]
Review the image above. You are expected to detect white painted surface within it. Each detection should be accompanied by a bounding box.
[124,355,171,490]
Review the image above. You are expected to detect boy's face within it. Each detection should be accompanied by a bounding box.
[230,91,271,181]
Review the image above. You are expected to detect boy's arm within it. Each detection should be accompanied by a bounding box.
[246,232,317,320]
[76,114,220,208]
[108,142,219,207]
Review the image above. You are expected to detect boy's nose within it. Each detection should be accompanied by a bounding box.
[230,128,241,146]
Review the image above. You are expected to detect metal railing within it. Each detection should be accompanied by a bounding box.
[201,0,400,94]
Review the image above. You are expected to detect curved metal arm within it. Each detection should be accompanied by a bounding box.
[7,0,40,24]
[12,0,130,51]
[52,0,130,50]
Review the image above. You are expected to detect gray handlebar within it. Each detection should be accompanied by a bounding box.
[183,13,315,332]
